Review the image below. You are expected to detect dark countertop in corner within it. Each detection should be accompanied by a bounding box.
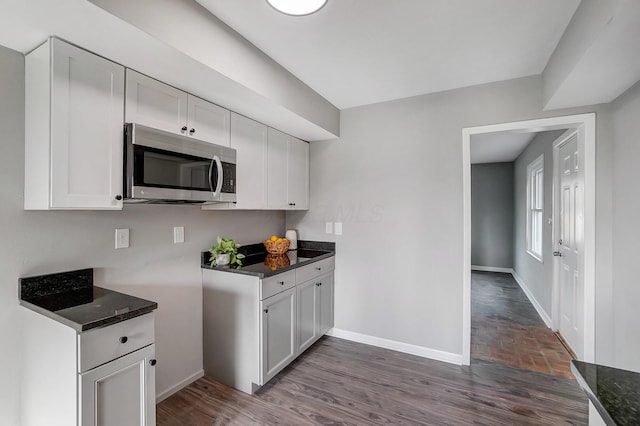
[201,240,335,278]
[19,268,157,332]
[572,360,640,425]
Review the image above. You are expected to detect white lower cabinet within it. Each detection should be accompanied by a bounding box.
[20,310,156,426]
[202,256,335,394]
[260,287,297,384]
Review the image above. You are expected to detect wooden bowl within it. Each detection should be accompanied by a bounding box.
[264,239,290,254]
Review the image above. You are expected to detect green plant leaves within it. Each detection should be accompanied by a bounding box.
[209,237,244,267]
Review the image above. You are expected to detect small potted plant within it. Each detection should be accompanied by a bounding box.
[209,237,245,267]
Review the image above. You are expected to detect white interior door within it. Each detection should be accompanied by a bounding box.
[556,132,584,357]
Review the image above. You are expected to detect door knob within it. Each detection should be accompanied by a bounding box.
[553,251,563,257]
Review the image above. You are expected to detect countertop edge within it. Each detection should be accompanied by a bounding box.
[19,291,158,332]
[570,361,617,426]
[201,251,335,278]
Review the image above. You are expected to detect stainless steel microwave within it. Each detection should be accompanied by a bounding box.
[124,123,236,204]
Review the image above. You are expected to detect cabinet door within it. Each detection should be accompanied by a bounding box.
[79,344,156,426]
[317,274,334,336]
[297,280,318,353]
[266,128,289,209]
[49,39,125,209]
[230,113,267,208]
[260,287,296,384]
[125,69,188,136]
[186,95,230,146]
[287,137,309,210]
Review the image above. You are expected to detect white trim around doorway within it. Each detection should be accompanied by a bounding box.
[462,113,596,365]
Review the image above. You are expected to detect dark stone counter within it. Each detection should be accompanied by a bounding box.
[572,360,640,425]
[19,268,157,332]
[201,240,335,278]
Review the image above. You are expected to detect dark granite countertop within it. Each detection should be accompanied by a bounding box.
[201,240,335,278]
[19,268,157,332]
[572,360,640,425]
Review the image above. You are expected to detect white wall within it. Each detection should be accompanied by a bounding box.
[471,162,514,269]
[287,75,613,361]
[0,44,284,423]
[512,130,566,315]
[610,79,640,372]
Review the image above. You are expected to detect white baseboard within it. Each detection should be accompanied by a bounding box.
[511,270,553,328]
[326,328,463,365]
[156,369,205,403]
[471,265,514,274]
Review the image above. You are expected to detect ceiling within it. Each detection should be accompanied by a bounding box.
[470,132,537,164]
[197,0,581,109]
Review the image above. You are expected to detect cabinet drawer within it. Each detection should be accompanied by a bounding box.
[78,313,154,373]
[261,270,296,300]
[296,256,335,284]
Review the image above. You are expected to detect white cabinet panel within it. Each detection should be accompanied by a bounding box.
[187,95,230,146]
[25,37,125,210]
[297,279,318,353]
[267,127,289,209]
[79,344,156,426]
[260,287,296,384]
[125,69,187,136]
[318,274,334,336]
[287,136,309,210]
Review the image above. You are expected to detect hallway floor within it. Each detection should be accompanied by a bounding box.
[471,271,575,378]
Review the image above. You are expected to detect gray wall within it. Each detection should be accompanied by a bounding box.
[471,162,514,269]
[512,130,566,315]
[287,75,614,361]
[610,79,640,371]
[0,45,285,424]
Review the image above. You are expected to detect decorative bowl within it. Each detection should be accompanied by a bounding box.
[264,239,290,254]
[264,254,291,270]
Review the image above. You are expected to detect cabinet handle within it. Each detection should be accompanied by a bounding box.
[315,267,322,271]
[288,202,296,206]
[264,308,269,314]
[115,194,122,201]
[278,281,284,286]
[315,282,322,287]
[181,126,188,134]
[119,336,128,344]
[189,128,196,135]
[149,359,157,366]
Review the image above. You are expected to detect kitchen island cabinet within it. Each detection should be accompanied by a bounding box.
[201,243,334,393]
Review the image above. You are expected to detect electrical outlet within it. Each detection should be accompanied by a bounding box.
[334,222,343,235]
[325,222,333,234]
[174,226,185,244]
[115,228,129,249]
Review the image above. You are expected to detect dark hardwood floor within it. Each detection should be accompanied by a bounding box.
[157,336,588,425]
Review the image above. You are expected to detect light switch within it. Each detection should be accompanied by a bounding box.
[325,222,333,234]
[334,222,343,235]
[174,226,185,244]
[115,228,129,249]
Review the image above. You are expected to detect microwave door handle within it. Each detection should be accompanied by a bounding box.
[212,155,223,197]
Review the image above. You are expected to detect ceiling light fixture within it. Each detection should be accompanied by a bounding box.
[266,0,327,16]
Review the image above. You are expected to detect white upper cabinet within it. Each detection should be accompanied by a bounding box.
[25,37,125,210]
[266,128,309,210]
[125,70,230,146]
[287,136,310,210]
[267,128,289,209]
[125,69,187,136]
[187,95,231,146]
[229,113,268,209]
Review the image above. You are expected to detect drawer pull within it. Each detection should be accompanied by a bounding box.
[315,282,322,287]
[149,359,157,367]
[278,281,284,286]
[264,308,269,314]
[315,267,322,271]
[119,336,128,344]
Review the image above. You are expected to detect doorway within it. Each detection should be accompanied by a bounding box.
[462,113,596,365]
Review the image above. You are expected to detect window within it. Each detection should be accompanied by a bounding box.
[526,155,544,261]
